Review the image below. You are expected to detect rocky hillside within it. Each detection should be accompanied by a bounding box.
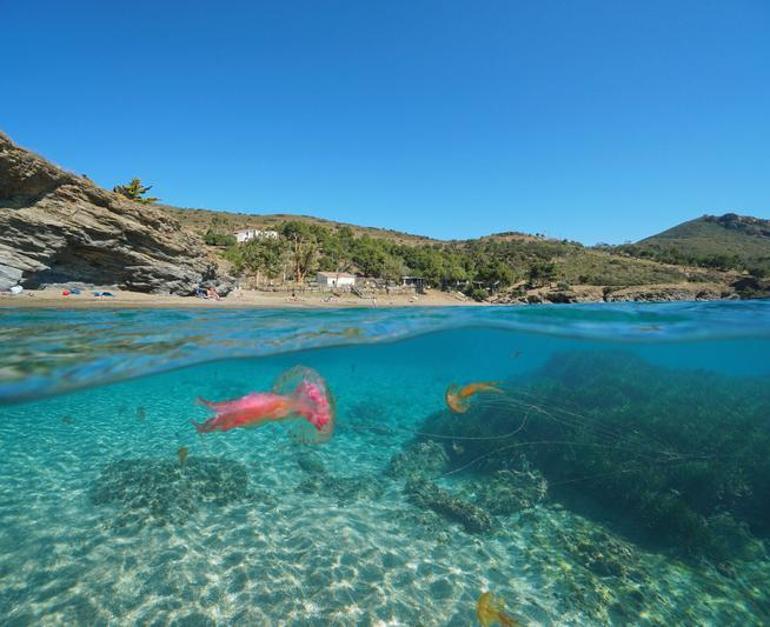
[0,133,226,294]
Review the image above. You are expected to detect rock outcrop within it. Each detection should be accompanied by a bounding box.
[490,282,739,305]
[0,132,225,293]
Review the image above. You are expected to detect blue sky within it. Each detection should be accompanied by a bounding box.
[2,1,768,243]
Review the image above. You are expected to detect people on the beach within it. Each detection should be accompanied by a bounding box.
[193,366,334,443]
[194,285,221,300]
[445,381,502,413]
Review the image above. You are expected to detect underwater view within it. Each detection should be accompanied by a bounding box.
[1,301,770,626]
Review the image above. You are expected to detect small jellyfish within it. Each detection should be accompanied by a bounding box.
[446,382,502,413]
[193,366,335,444]
[476,591,518,626]
[136,407,146,422]
[61,415,75,426]
[177,446,189,466]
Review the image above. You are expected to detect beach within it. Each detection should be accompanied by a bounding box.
[0,287,479,309]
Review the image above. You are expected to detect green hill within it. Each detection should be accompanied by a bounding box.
[621,214,770,277]
[162,205,738,301]
[161,205,436,246]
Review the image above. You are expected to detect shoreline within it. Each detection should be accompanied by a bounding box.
[0,282,749,309]
[0,287,482,309]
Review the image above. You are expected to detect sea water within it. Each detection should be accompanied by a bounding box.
[0,302,769,625]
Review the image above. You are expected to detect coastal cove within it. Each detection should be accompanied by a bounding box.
[2,132,770,306]
[4,2,770,623]
[0,281,751,311]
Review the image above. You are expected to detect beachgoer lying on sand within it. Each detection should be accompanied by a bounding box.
[206,287,221,301]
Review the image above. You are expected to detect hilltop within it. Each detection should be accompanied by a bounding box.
[621,214,770,277]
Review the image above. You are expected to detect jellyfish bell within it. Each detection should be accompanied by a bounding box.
[445,381,502,414]
[445,384,470,413]
[274,366,336,444]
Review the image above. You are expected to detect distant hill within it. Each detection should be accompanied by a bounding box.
[159,203,747,302]
[161,205,436,246]
[622,214,770,277]
[3,129,767,301]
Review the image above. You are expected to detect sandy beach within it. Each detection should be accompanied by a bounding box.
[0,287,480,309]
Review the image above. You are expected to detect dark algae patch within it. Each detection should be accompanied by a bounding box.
[90,457,261,529]
[420,351,770,562]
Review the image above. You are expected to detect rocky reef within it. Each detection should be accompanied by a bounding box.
[404,477,495,533]
[90,457,259,528]
[462,468,548,515]
[386,440,449,481]
[386,441,549,534]
[418,351,770,562]
[0,132,227,294]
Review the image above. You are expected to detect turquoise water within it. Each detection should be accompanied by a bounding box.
[1,302,770,625]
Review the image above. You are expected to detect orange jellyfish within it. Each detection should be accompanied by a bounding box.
[476,591,519,626]
[193,366,334,443]
[446,381,502,413]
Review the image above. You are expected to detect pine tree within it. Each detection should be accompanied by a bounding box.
[113,178,159,204]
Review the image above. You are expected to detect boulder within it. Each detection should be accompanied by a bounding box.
[386,440,449,480]
[405,477,494,533]
[0,132,228,294]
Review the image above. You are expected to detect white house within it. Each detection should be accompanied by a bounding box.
[234,229,279,243]
[316,272,356,289]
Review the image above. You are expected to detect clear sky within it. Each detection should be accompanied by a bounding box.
[2,1,768,243]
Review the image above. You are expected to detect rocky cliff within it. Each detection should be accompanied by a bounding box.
[0,132,224,293]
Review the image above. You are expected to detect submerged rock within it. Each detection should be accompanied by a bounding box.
[295,453,328,476]
[418,350,770,560]
[386,440,449,481]
[90,457,253,528]
[705,513,768,564]
[465,468,548,515]
[405,477,494,533]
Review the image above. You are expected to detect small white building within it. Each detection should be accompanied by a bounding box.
[316,272,356,289]
[234,229,279,243]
